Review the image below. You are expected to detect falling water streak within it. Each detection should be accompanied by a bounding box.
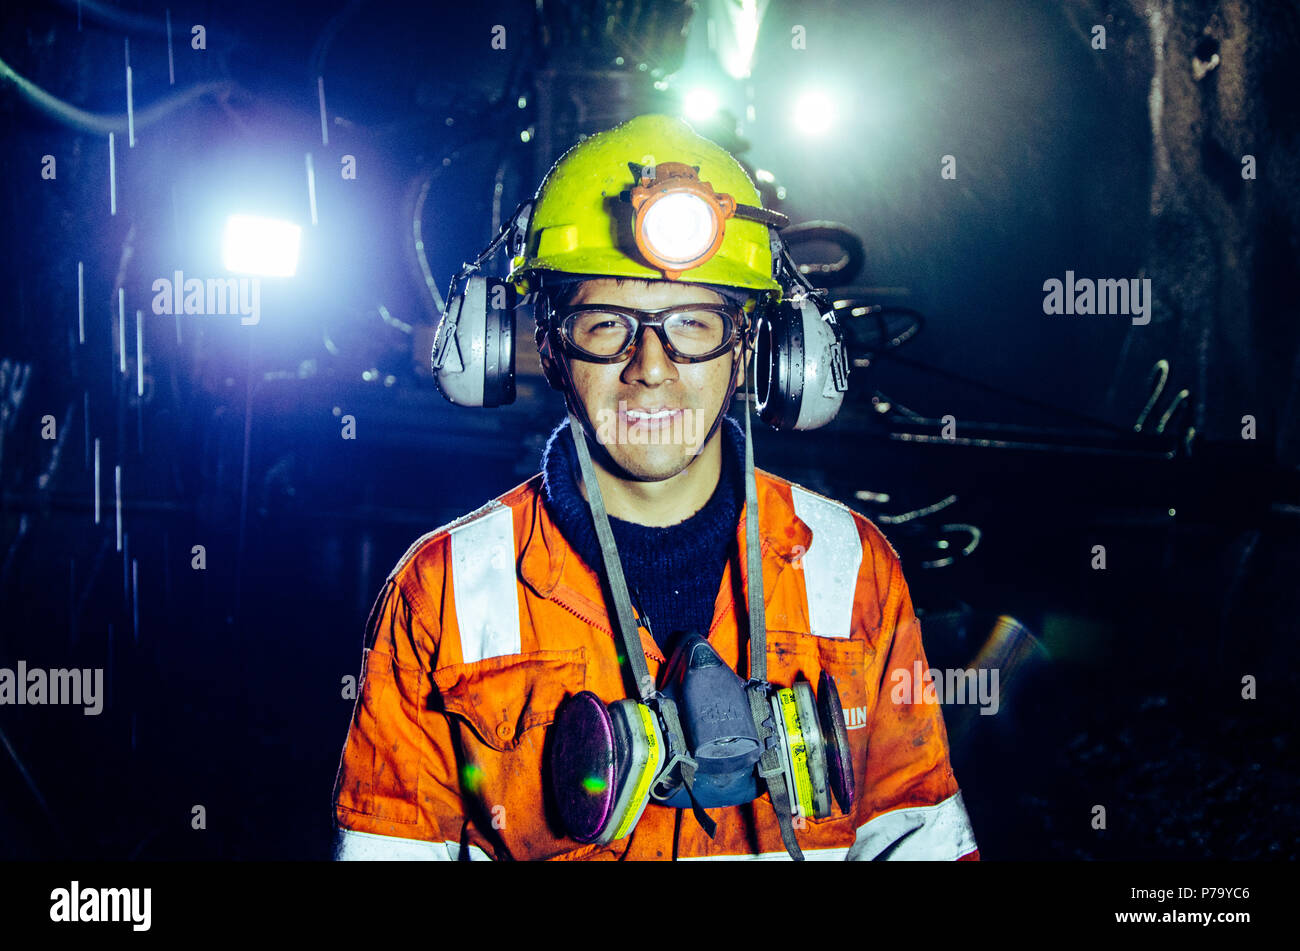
[317,76,329,145]
[306,152,319,226]
[77,261,85,344]
[132,558,139,644]
[175,313,182,345]
[117,288,126,374]
[108,132,116,215]
[166,9,175,85]
[123,532,130,606]
[93,438,101,523]
[125,38,135,148]
[135,309,144,397]
[115,465,122,552]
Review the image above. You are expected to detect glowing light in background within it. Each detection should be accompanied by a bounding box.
[683,87,720,122]
[793,90,837,135]
[222,214,302,277]
[719,0,765,79]
[582,776,609,794]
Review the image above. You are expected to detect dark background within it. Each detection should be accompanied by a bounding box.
[1,0,1297,860]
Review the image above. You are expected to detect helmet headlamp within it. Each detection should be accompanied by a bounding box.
[629,162,737,279]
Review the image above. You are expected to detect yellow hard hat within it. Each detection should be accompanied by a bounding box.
[509,114,782,295]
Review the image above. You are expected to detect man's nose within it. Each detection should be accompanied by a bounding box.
[623,326,678,385]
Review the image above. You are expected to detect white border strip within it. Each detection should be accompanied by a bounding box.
[846,791,978,861]
[333,828,491,861]
[679,846,851,861]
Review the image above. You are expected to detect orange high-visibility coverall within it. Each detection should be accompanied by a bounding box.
[332,467,980,860]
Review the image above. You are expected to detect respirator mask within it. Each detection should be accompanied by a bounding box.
[550,632,855,848]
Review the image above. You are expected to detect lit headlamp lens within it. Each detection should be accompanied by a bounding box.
[628,162,737,279]
[639,193,721,267]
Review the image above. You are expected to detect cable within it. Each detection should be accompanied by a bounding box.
[844,304,925,353]
[1133,359,1169,432]
[411,169,449,317]
[921,523,982,569]
[856,305,1150,436]
[780,221,866,288]
[0,53,236,135]
[876,494,958,525]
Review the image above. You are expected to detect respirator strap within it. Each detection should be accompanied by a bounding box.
[749,685,804,861]
[566,408,720,838]
[566,410,655,702]
[743,339,766,683]
[742,345,804,860]
[653,701,717,839]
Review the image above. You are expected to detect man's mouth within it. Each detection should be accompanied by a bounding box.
[623,407,681,421]
[619,406,685,429]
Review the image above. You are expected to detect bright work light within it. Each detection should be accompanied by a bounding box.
[793,91,836,136]
[682,88,719,121]
[222,214,302,277]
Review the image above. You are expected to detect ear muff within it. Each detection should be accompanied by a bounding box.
[753,295,849,431]
[431,276,516,408]
[769,676,855,821]
[550,692,664,845]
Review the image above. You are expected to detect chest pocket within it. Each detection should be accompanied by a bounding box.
[765,630,866,689]
[433,648,587,752]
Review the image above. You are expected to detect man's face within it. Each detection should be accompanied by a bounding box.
[548,278,744,482]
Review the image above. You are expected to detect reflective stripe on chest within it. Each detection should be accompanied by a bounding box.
[447,485,865,659]
[449,504,522,662]
[789,486,862,639]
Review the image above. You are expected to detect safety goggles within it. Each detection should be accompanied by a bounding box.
[554,303,745,364]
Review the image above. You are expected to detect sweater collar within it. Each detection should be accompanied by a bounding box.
[519,418,813,608]
[539,414,745,576]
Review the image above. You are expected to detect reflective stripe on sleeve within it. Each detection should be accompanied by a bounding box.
[790,485,862,639]
[449,503,521,662]
[680,847,851,861]
[333,827,492,861]
[846,791,978,861]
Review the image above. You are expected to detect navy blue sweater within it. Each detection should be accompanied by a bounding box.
[541,415,746,656]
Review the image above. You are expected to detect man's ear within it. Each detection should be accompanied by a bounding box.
[537,330,568,393]
[732,337,749,389]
